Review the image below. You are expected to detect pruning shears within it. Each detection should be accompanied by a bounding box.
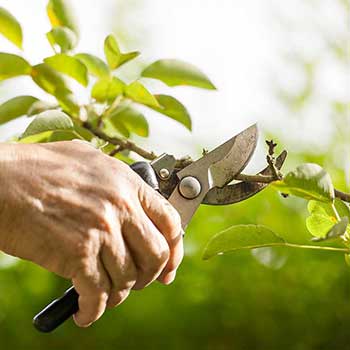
[33,124,287,333]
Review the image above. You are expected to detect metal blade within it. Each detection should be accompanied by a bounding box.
[167,124,258,228]
[202,150,287,205]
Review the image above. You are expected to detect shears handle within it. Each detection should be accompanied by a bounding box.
[33,161,158,333]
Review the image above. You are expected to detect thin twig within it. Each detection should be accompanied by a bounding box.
[109,146,122,157]
[235,173,276,183]
[175,156,194,168]
[265,139,282,180]
[85,125,350,204]
[84,122,157,160]
[335,189,350,203]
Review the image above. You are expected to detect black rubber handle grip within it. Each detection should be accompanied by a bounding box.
[33,161,158,332]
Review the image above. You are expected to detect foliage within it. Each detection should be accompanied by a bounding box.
[205,161,350,263]
[0,1,215,164]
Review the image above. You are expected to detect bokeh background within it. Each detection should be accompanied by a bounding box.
[0,0,349,349]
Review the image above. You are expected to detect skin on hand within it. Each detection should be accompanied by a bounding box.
[0,141,183,327]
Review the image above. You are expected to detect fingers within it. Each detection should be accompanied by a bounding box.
[139,184,184,285]
[72,256,110,327]
[122,204,170,290]
[100,229,137,308]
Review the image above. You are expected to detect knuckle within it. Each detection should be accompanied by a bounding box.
[73,232,97,262]
[123,264,138,288]
[73,240,92,262]
[116,265,137,291]
[145,246,170,274]
[162,204,182,233]
[113,190,137,218]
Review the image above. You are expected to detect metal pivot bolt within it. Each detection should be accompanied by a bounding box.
[178,176,201,199]
[159,168,170,179]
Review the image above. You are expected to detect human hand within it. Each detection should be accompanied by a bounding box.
[0,141,183,327]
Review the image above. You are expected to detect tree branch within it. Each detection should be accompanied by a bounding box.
[235,174,350,204]
[234,173,276,183]
[83,122,157,160]
[84,125,350,204]
[335,189,350,203]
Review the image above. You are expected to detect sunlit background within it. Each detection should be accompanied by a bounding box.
[0,1,349,349]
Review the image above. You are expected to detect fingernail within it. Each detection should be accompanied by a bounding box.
[163,271,177,285]
[73,314,92,328]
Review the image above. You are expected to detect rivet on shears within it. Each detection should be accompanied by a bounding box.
[178,176,201,199]
[159,168,170,180]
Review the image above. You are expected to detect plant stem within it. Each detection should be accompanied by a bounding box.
[255,242,350,253]
[83,122,157,160]
[284,242,349,253]
[82,123,350,205]
[235,173,276,183]
[234,176,350,204]
[331,202,341,221]
[335,189,350,203]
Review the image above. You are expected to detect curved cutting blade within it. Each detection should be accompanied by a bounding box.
[202,150,287,205]
[167,124,258,227]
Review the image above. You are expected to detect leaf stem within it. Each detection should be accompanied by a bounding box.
[246,242,350,253]
[284,242,349,253]
[331,202,341,221]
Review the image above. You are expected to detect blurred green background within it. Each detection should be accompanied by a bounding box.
[0,0,349,349]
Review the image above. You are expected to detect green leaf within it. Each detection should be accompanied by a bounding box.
[18,131,53,143]
[31,63,70,95]
[22,110,73,137]
[0,53,31,81]
[57,92,79,116]
[91,77,124,103]
[27,101,58,116]
[308,199,350,219]
[312,217,349,242]
[46,26,77,53]
[30,63,79,115]
[0,96,38,125]
[104,34,140,69]
[151,94,191,130]
[0,7,23,49]
[141,59,216,89]
[114,152,134,165]
[73,122,95,141]
[306,199,350,239]
[306,214,336,239]
[44,54,88,86]
[75,53,110,78]
[48,130,81,142]
[109,104,149,137]
[272,163,334,202]
[47,0,78,35]
[203,225,285,260]
[125,81,160,108]
[202,224,349,260]
[104,118,130,138]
